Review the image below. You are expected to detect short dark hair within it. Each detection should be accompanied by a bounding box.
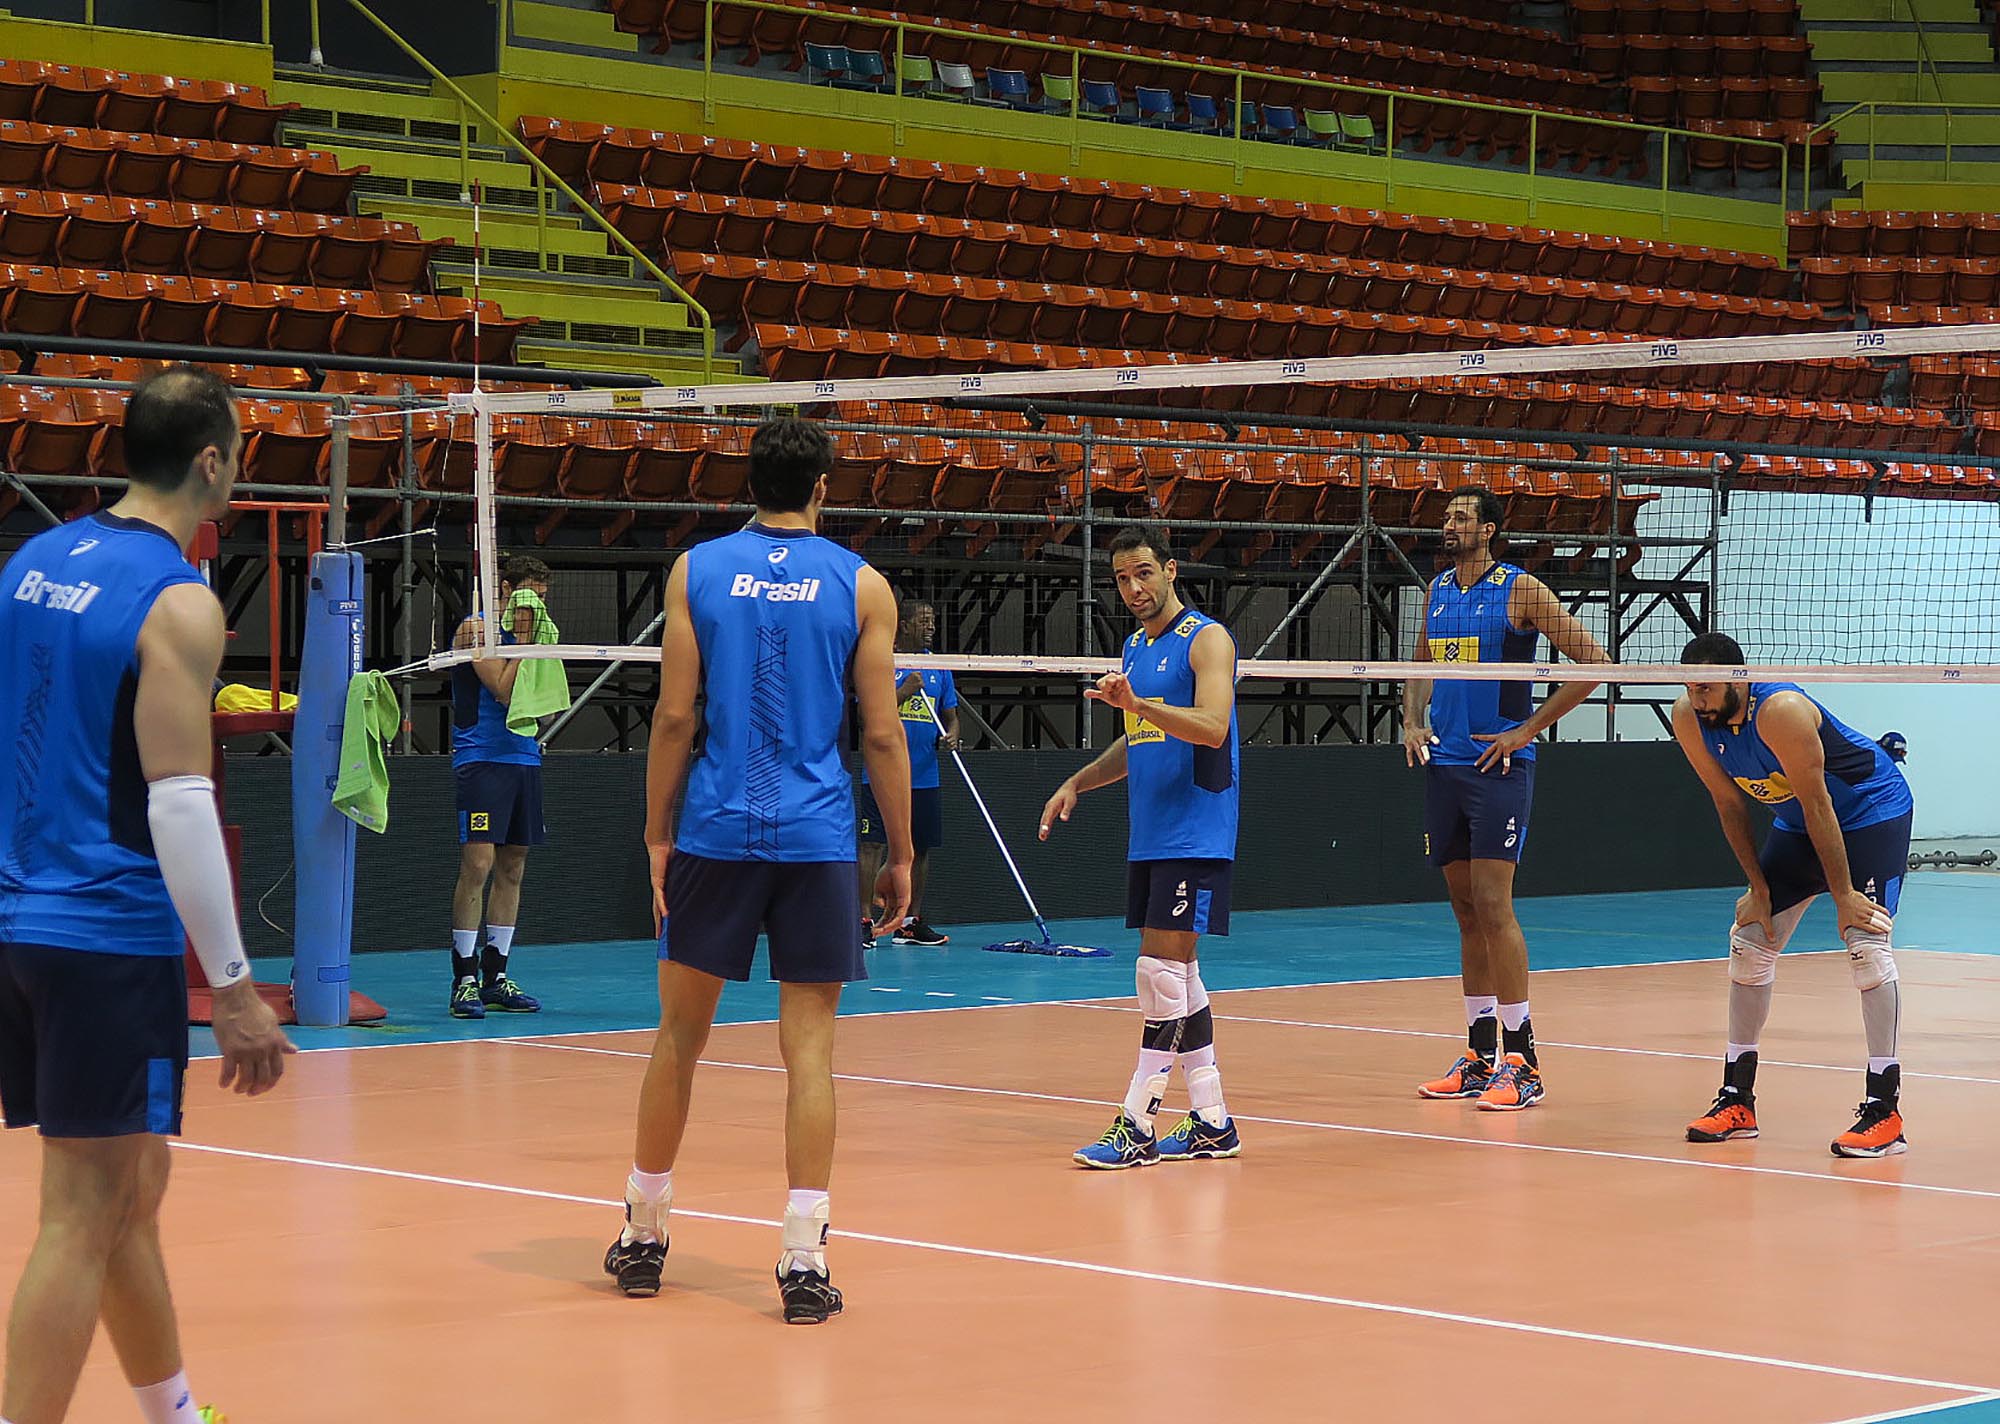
[501,554,551,587]
[1107,524,1173,567]
[748,417,834,512]
[1681,632,1746,665]
[1448,485,1505,534]
[899,599,934,626]
[124,364,236,492]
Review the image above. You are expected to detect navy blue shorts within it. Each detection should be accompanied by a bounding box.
[1762,812,1912,917]
[659,853,867,983]
[858,784,943,852]
[1127,858,1233,938]
[1423,762,1535,867]
[456,761,546,847]
[0,943,188,1138]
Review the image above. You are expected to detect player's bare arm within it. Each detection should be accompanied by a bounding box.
[1040,737,1128,840]
[1754,691,1894,940]
[643,557,701,933]
[853,565,914,933]
[1403,623,1436,767]
[1472,575,1612,773]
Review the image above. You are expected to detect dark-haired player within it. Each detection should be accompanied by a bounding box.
[1039,525,1242,1168]
[1673,633,1914,1158]
[1403,487,1610,1111]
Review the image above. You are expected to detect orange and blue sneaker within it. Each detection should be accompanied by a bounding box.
[1475,1053,1545,1112]
[1832,1098,1908,1158]
[1073,1112,1160,1169]
[1418,1052,1496,1100]
[1686,1089,1760,1143]
[1157,1112,1243,1161]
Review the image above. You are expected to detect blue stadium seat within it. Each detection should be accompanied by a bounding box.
[985,67,1032,107]
[804,43,849,86]
[1262,104,1300,142]
[1081,79,1121,120]
[1185,92,1222,132]
[844,49,887,90]
[1134,86,1176,127]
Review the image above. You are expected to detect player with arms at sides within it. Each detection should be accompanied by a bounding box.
[1039,526,1242,1169]
[1673,633,1913,1159]
[605,418,912,1323]
[0,364,294,1424]
[856,598,958,948]
[1403,487,1610,1112]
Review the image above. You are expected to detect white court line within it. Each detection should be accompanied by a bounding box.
[165,1138,1993,1398]
[1059,1003,2000,1088]
[1832,1400,2000,1416]
[500,1041,2000,1204]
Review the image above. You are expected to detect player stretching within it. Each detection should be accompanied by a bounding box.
[1404,487,1609,1111]
[1039,526,1242,1168]
[1674,633,1914,1158]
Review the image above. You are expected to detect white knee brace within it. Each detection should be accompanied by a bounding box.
[1136,956,1192,1021]
[1843,924,1898,992]
[1728,901,1808,987]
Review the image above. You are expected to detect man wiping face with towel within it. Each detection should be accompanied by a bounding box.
[446,554,558,1020]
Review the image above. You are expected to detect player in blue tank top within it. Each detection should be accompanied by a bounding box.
[610,418,911,1323]
[444,553,551,1020]
[1402,487,1609,1112]
[0,365,292,1424]
[857,598,960,948]
[1673,633,1915,1159]
[1039,526,1244,1169]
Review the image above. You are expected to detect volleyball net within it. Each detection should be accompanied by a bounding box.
[397,322,2000,704]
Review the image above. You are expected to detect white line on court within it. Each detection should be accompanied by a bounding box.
[499,1041,2000,1204]
[1058,1003,2000,1088]
[164,1138,1994,1399]
[1832,1400,2000,1416]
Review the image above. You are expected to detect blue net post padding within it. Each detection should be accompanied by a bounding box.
[290,551,363,1026]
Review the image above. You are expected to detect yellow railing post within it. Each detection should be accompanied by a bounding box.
[310,0,324,65]
[535,162,548,272]
[458,96,472,203]
[1527,112,1538,220]
[1659,129,1671,232]
[261,0,271,46]
[1945,106,1954,182]
[703,0,717,125]
[1232,69,1244,184]
[894,22,906,146]
[1071,48,1082,166]
[85,0,94,25]
[1384,92,1395,202]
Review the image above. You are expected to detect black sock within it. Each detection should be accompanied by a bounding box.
[1502,1018,1537,1069]
[1865,1062,1901,1106]
[1724,1051,1759,1100]
[481,942,508,985]
[1468,1015,1499,1064]
[452,949,479,986]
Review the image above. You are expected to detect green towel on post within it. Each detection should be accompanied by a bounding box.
[332,670,400,833]
[505,586,571,736]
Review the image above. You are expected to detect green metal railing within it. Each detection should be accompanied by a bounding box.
[1905,0,1948,105]
[1801,99,2000,207]
[265,0,714,379]
[697,0,1789,239]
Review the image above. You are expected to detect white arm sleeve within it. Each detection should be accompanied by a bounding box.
[146,775,250,990]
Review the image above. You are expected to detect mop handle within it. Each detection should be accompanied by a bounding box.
[911,681,1047,924]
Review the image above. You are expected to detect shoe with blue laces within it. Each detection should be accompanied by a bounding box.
[1157,1112,1243,1161]
[480,976,541,1013]
[1072,1112,1160,1169]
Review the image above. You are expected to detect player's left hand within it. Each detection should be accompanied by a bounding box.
[646,837,673,937]
[1835,889,1893,940]
[940,732,961,751]
[872,856,913,937]
[1471,725,1535,774]
[1085,671,1138,713]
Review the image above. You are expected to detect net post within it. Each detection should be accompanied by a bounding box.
[328,395,351,549]
[1079,420,1096,749]
[1606,446,1623,742]
[397,383,417,755]
[472,394,499,656]
[1359,436,1375,742]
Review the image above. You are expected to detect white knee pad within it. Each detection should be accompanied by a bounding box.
[1728,901,1807,987]
[1184,960,1210,1016]
[1843,925,1898,992]
[1136,955,1192,1021]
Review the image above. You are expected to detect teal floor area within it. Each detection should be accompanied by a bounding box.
[203,875,2000,1057]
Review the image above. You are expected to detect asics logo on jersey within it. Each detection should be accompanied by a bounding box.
[12,569,103,615]
[729,573,822,602]
[69,538,100,556]
[768,546,790,565]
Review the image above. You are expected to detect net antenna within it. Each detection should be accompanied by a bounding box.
[466,176,501,658]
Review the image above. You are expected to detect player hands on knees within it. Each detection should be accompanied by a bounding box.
[1042,526,1244,1169]
[1674,634,1913,1158]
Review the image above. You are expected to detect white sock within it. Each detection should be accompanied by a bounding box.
[1122,1048,1176,1132]
[1868,1056,1898,1076]
[1726,1042,1757,1062]
[1187,1063,1228,1128]
[1464,994,1498,1027]
[451,928,478,982]
[487,924,516,960]
[134,1371,201,1424]
[1498,1000,1530,1032]
[622,1167,673,1243]
[781,1189,830,1275]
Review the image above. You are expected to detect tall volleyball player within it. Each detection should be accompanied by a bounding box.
[1402,488,1610,1111]
[1039,525,1242,1168]
[605,418,912,1324]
